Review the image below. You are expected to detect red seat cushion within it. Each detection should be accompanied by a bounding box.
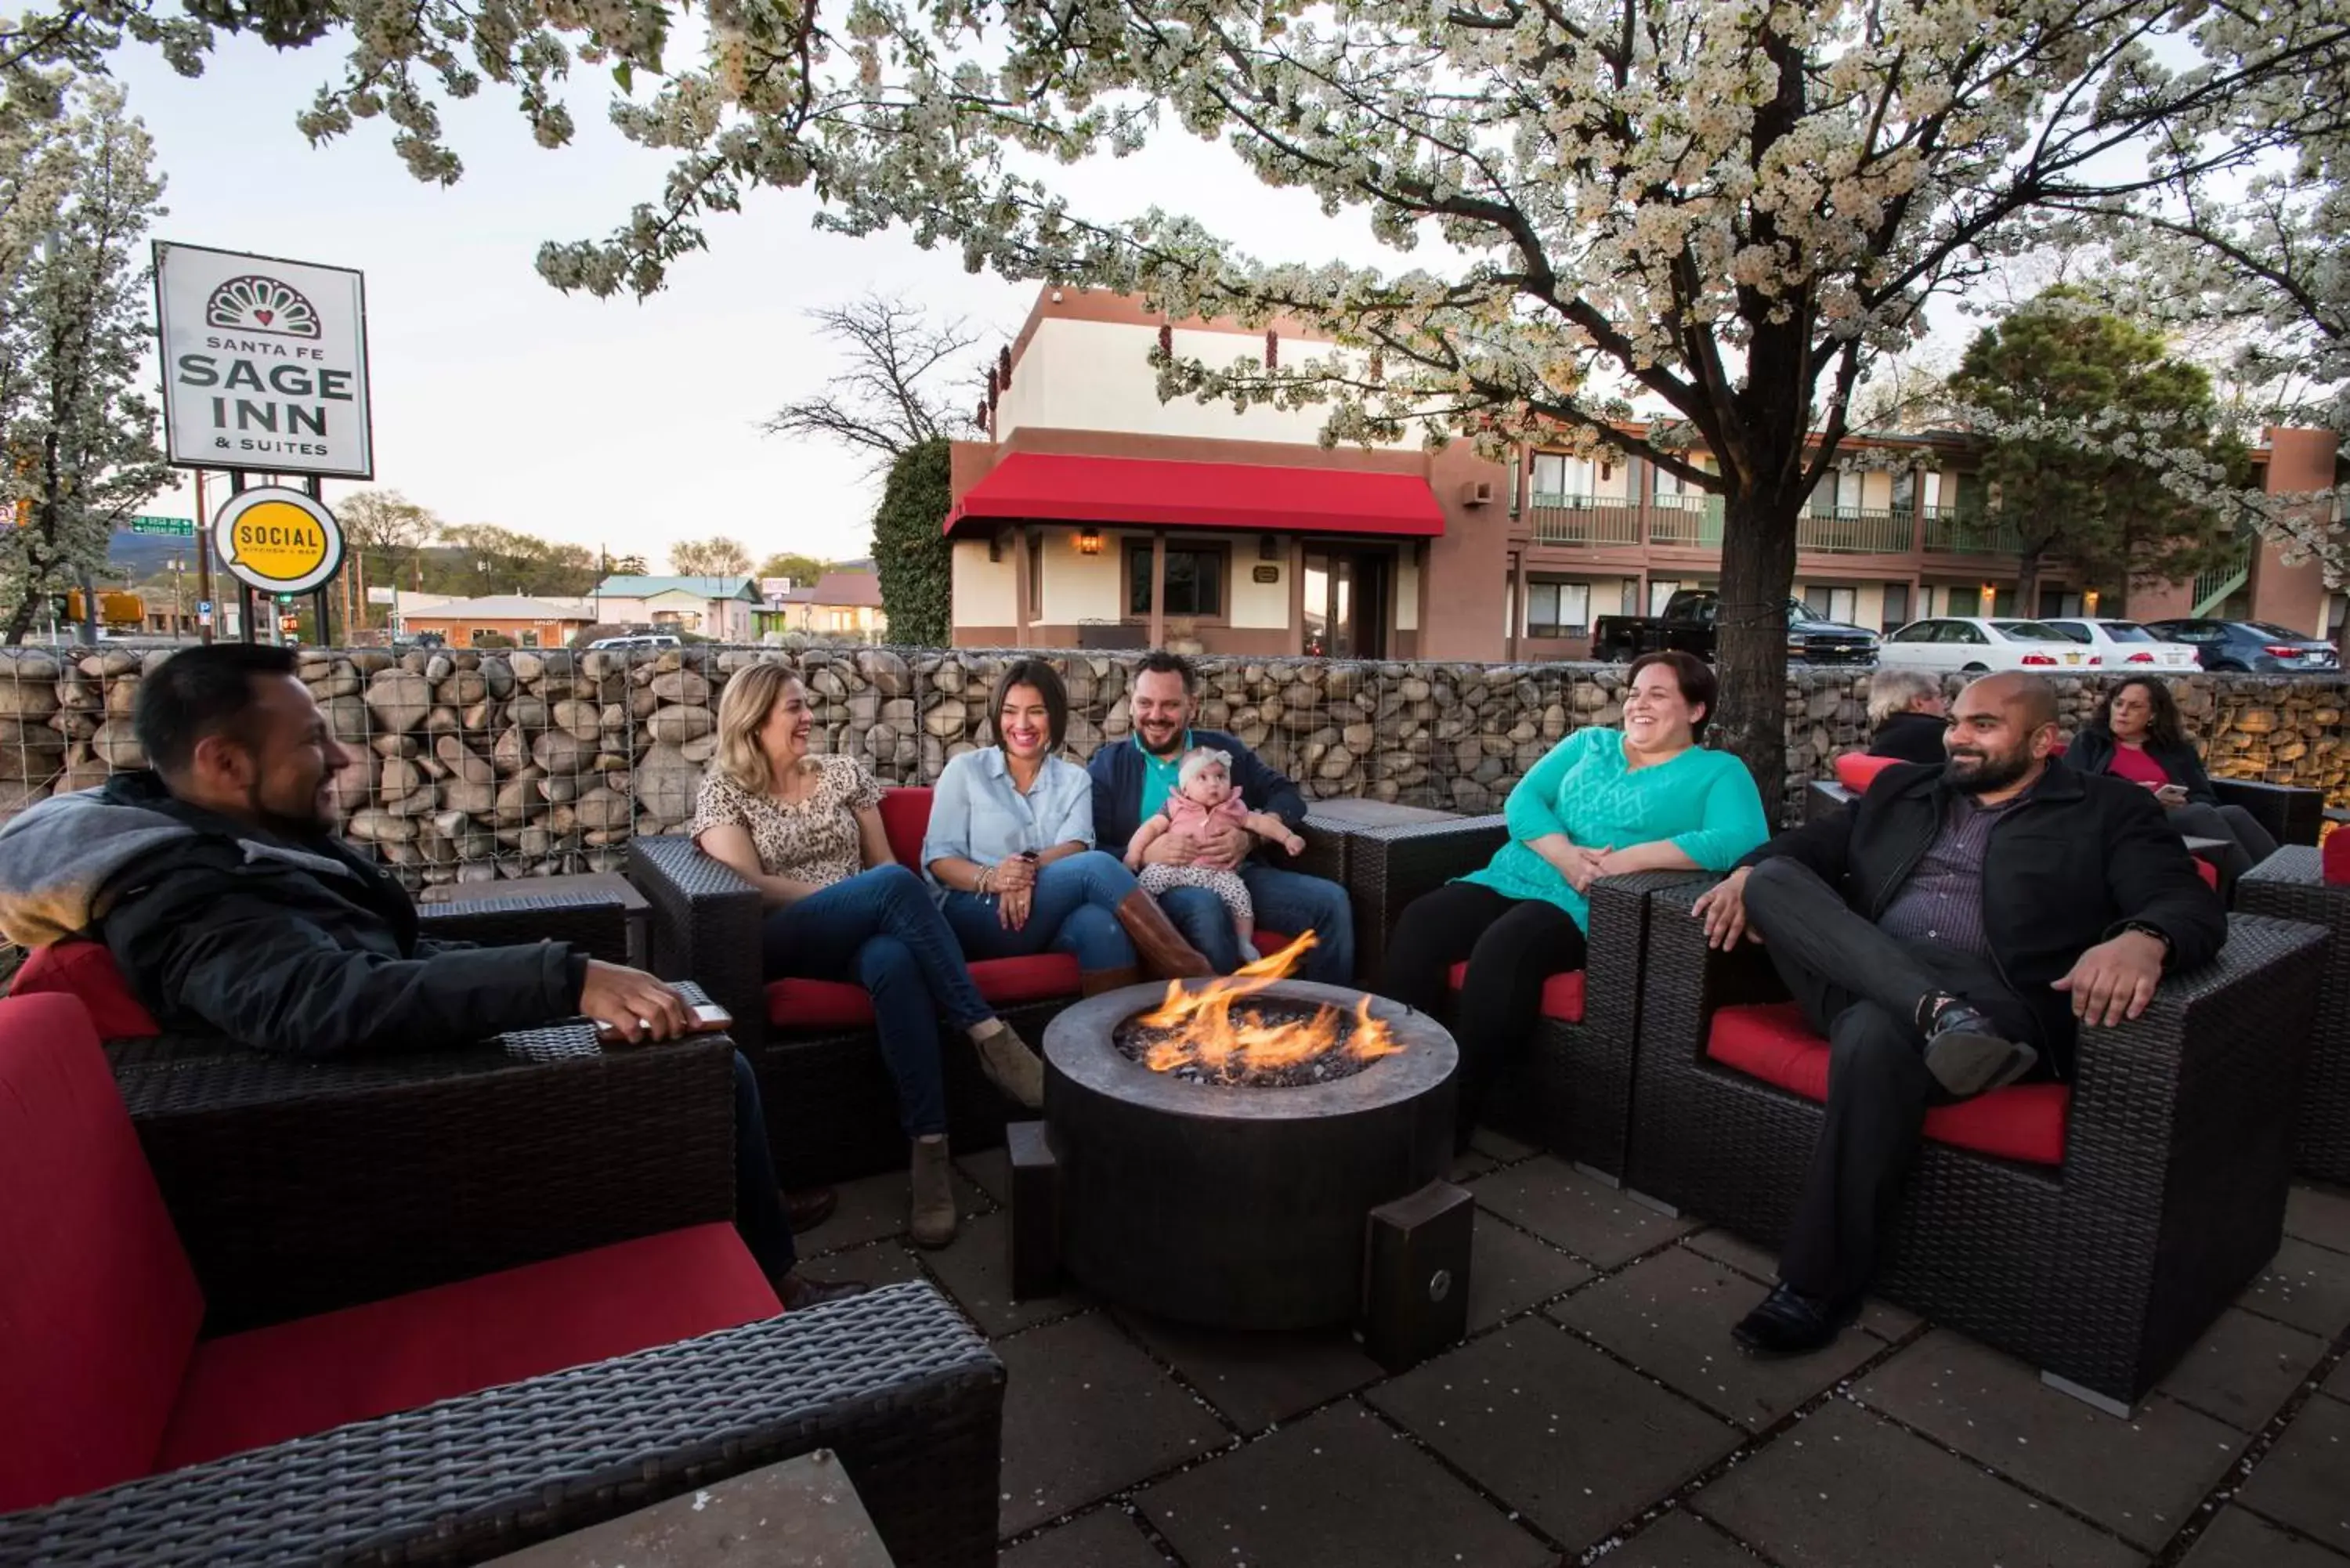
[878,787,934,873]
[1706,1002,2069,1165]
[0,995,205,1512]
[767,954,1082,1027]
[1446,961,1588,1024]
[157,1222,778,1472]
[9,941,163,1039]
[1834,753,1904,793]
[2193,857,2219,892]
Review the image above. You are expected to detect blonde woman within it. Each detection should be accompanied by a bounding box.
[691,662,1045,1249]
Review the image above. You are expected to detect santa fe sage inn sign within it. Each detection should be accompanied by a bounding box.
[154,241,374,479]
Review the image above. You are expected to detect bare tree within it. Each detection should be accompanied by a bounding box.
[336,489,439,626]
[763,293,985,471]
[669,536,752,576]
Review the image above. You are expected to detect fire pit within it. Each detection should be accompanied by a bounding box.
[1039,939,1459,1331]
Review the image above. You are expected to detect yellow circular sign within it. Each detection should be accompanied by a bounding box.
[212,487,344,594]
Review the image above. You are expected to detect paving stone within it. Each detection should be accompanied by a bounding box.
[1466,1212,1596,1330]
[992,1313,1231,1534]
[1470,1126,1538,1162]
[1600,1508,1773,1568]
[2158,1308,2329,1433]
[1451,1147,1500,1182]
[1691,1397,2143,1568]
[2236,1389,2350,1555]
[1677,1228,1920,1342]
[1000,1505,1174,1568]
[1853,1329,2243,1551]
[1115,1310,1383,1433]
[2285,1183,2350,1258]
[2243,1238,2350,1338]
[920,1209,1091,1338]
[794,1238,926,1292]
[955,1145,1012,1210]
[1366,1318,1741,1555]
[1136,1401,1553,1568]
[1549,1247,1881,1431]
[797,1170,913,1253]
[2178,1506,2350,1568]
[1471,1157,1696,1268]
[2329,1353,2348,1404]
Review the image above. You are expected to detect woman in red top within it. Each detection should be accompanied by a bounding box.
[2064,677,2278,893]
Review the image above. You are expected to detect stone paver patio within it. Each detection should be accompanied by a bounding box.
[797,1137,2350,1567]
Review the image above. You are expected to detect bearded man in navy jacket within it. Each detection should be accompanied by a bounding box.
[1087,652,1355,982]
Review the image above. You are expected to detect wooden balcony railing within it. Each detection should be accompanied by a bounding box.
[1526,495,1641,546]
[1796,506,1914,555]
[1921,505,2023,555]
[1647,493,1725,547]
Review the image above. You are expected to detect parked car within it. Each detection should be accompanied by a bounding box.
[586,633,684,651]
[1877,616,2102,672]
[2038,617,2200,670]
[1589,589,1878,665]
[2138,617,2341,674]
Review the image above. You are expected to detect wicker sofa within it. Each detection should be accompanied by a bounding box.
[2236,845,2350,1186]
[0,992,1005,1568]
[9,892,741,1334]
[1807,766,2326,844]
[1625,883,2328,1410]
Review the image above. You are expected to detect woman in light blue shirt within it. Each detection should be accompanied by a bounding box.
[924,659,1211,992]
[1384,652,1771,1147]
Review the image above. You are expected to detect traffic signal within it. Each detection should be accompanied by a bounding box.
[276,593,294,605]
[278,615,299,634]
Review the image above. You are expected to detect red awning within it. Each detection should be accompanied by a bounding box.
[943,453,1446,538]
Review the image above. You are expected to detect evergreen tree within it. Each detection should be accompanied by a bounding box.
[0,80,169,645]
[1950,290,2249,615]
[870,439,951,648]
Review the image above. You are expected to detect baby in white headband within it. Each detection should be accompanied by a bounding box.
[1123,745,1307,961]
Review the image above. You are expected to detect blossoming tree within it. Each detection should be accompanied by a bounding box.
[17,0,2348,777]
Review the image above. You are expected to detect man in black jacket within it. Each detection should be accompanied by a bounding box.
[0,643,859,1310]
[1692,673,2225,1354]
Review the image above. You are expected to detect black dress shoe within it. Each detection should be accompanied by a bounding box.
[776,1270,870,1312]
[783,1185,838,1233]
[1922,1003,2037,1097]
[1731,1283,1856,1356]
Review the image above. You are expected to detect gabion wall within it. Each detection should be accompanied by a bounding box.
[2,641,2340,889]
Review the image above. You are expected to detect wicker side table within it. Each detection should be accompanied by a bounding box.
[2237,846,2350,1185]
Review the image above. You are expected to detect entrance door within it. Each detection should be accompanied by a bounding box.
[1302,547,1390,659]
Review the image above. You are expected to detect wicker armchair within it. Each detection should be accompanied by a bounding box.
[0,1274,1004,1568]
[1627,883,2328,1410]
[2236,846,2350,1185]
[56,893,738,1334]
[1810,774,2326,847]
[628,829,1068,1187]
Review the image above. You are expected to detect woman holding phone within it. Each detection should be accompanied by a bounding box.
[2065,676,2278,894]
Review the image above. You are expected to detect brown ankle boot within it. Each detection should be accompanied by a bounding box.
[1082,964,1142,996]
[972,1020,1046,1107]
[909,1136,957,1249]
[1115,889,1217,979]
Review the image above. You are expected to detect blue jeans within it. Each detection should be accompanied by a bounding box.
[1161,863,1354,981]
[761,865,993,1138]
[940,850,1138,970]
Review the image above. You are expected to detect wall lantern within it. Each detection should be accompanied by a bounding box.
[1076,527,1104,555]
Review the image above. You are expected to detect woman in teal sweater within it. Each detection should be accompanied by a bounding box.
[1386,651,1770,1146]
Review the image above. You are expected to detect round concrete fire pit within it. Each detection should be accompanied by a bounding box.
[1042,978,1458,1331]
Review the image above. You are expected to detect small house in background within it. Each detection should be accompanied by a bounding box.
[398,595,598,649]
[590,576,764,642]
[761,570,888,641]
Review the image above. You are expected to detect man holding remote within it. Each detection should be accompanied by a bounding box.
[0,643,859,1310]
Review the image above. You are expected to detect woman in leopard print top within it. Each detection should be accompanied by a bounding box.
[691,662,1045,1251]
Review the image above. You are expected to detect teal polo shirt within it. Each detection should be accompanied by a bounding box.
[1135,729,1191,822]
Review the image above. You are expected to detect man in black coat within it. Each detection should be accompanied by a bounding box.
[0,643,859,1310]
[1692,674,2225,1354]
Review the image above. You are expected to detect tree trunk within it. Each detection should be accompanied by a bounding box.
[1714,486,1802,825]
[2,597,36,646]
[2015,549,2041,621]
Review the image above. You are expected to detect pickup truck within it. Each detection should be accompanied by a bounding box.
[1590,590,1879,665]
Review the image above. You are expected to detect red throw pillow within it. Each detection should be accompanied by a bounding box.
[2323,822,2349,885]
[1832,753,1903,793]
[9,942,162,1039]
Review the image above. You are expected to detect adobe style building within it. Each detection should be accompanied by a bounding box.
[943,287,2345,659]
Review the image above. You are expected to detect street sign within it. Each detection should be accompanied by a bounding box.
[129,516,196,537]
[197,600,213,614]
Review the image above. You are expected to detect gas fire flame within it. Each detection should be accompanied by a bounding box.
[1134,931,1405,1080]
